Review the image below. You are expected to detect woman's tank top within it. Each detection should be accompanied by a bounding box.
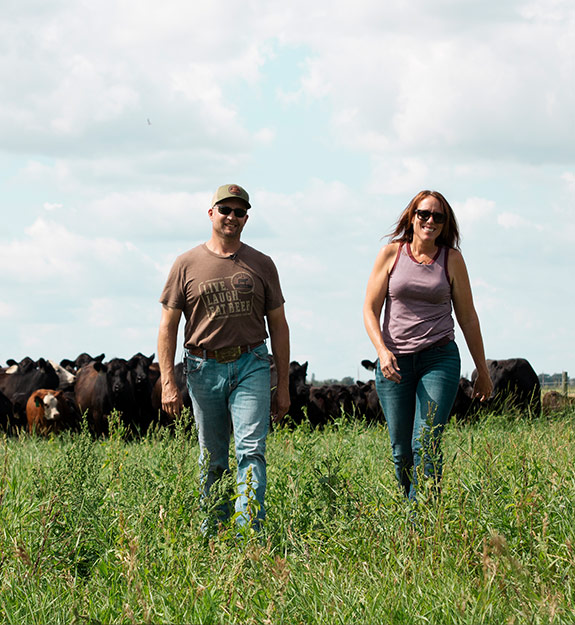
[382,243,455,355]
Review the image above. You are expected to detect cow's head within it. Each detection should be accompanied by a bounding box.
[49,360,76,387]
[35,392,61,421]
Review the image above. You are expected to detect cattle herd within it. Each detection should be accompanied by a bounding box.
[0,353,188,437]
[0,352,568,438]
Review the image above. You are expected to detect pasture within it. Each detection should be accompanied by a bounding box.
[1,409,574,624]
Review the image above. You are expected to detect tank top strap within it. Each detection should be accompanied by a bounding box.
[443,246,451,285]
[389,242,404,276]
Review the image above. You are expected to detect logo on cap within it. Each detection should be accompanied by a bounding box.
[228,185,242,196]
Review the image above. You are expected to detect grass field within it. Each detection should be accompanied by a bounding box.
[1,408,574,624]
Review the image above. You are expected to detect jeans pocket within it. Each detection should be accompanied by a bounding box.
[252,345,272,364]
[185,354,204,375]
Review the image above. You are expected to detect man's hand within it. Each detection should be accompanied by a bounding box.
[161,379,184,417]
[271,384,290,424]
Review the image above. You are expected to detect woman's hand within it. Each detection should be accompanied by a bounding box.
[379,349,401,384]
[473,371,493,402]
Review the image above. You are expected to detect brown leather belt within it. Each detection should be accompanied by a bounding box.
[187,341,264,363]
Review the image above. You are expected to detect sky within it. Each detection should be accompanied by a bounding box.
[1,0,574,382]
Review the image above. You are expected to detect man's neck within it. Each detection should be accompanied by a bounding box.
[205,235,243,256]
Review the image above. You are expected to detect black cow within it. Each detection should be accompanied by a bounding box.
[449,377,480,423]
[307,386,336,427]
[150,362,193,428]
[349,380,384,424]
[60,352,106,374]
[0,390,14,432]
[128,352,155,433]
[75,358,136,436]
[285,361,310,426]
[473,358,541,417]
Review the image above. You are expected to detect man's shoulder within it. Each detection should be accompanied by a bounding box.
[173,243,207,264]
[240,243,274,264]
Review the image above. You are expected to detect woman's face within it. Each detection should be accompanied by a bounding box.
[411,196,445,245]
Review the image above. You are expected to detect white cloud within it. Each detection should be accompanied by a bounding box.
[0,301,15,320]
[497,212,532,228]
[562,171,575,194]
[453,197,496,223]
[368,157,430,196]
[86,298,117,328]
[43,202,63,211]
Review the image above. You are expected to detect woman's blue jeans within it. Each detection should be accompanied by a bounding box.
[185,343,272,531]
[375,340,461,501]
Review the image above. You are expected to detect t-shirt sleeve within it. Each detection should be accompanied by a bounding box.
[159,256,186,310]
[264,257,285,312]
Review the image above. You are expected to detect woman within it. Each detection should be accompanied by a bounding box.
[363,190,492,501]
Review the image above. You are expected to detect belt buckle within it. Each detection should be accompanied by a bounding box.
[214,345,242,363]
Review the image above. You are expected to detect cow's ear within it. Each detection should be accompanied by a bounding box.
[35,397,42,407]
[361,359,376,371]
[95,353,106,363]
[147,354,155,364]
[6,359,17,367]
[94,361,107,373]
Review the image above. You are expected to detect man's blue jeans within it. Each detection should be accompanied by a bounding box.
[375,340,461,501]
[185,343,272,530]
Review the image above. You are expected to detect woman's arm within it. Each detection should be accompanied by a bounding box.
[449,249,493,401]
[363,243,402,383]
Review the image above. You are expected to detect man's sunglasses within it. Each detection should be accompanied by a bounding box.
[415,209,447,224]
[216,205,248,218]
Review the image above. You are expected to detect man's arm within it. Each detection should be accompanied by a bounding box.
[267,304,290,422]
[157,304,184,416]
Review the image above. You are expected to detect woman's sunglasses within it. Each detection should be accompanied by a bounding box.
[415,209,447,224]
[216,205,248,218]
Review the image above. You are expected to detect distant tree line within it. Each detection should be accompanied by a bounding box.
[310,372,573,389]
[539,372,573,388]
[311,375,355,387]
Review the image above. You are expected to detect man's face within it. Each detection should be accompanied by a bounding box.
[209,197,250,239]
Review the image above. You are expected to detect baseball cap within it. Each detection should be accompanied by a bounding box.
[211,184,251,208]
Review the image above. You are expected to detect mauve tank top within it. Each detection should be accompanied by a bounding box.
[382,243,455,355]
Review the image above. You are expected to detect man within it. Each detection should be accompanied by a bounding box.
[158,183,290,532]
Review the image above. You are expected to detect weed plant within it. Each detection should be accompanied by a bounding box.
[1,408,574,624]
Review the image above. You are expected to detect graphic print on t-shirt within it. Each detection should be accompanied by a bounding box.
[199,271,255,319]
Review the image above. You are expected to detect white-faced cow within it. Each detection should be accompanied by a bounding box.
[26,389,75,435]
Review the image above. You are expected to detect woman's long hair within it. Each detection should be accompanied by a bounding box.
[388,190,461,249]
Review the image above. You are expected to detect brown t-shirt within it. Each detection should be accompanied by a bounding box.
[159,243,285,350]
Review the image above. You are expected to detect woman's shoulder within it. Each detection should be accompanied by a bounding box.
[446,247,464,265]
[371,242,402,274]
[446,247,468,283]
[378,241,402,260]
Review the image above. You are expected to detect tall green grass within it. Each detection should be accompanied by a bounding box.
[1,410,574,624]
